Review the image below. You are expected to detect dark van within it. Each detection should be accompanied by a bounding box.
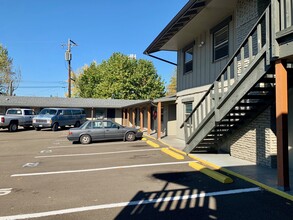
[33,108,86,131]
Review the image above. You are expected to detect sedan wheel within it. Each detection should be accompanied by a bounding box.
[125,132,135,141]
[80,134,91,144]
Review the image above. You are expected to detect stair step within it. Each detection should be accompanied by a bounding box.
[250,87,274,91]
[243,94,274,99]
[259,77,275,83]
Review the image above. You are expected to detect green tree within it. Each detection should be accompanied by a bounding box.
[166,68,177,96]
[0,44,21,95]
[75,53,165,99]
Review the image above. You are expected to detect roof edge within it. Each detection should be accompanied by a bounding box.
[144,0,206,55]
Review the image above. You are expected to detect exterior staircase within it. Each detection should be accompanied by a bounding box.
[181,1,292,153]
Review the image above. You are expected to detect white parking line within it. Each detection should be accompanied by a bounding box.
[0,187,261,220]
[11,161,194,177]
[48,141,146,149]
[35,148,161,158]
[0,188,12,196]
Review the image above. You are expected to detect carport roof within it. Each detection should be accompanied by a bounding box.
[0,96,150,109]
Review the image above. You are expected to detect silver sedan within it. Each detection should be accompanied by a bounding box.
[67,119,143,144]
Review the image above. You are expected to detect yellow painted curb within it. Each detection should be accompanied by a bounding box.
[141,137,147,141]
[143,135,157,140]
[146,140,160,148]
[161,148,185,160]
[188,155,293,201]
[169,146,188,156]
[220,167,293,202]
[188,154,221,170]
[189,162,233,184]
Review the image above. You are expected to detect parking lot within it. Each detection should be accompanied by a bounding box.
[0,129,292,220]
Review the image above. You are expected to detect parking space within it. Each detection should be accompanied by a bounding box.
[0,130,292,219]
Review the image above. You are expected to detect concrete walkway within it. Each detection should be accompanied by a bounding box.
[146,134,293,198]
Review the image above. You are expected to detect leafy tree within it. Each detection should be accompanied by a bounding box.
[166,68,177,96]
[75,53,165,99]
[0,44,21,95]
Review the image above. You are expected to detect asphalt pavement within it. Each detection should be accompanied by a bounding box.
[0,129,292,219]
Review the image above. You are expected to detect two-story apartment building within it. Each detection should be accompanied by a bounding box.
[145,0,292,190]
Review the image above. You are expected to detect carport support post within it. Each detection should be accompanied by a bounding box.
[157,101,161,139]
[140,108,143,129]
[132,108,135,127]
[147,105,151,135]
[122,109,126,126]
[91,107,94,120]
[127,109,130,127]
[275,60,290,191]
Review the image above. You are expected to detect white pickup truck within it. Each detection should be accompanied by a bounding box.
[0,108,35,132]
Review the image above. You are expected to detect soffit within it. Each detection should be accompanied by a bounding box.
[145,0,237,54]
[162,0,237,51]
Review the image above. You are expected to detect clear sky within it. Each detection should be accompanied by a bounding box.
[0,0,187,97]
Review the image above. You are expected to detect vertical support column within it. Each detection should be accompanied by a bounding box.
[127,109,130,127]
[157,102,162,139]
[147,105,151,135]
[132,108,136,127]
[140,108,143,129]
[122,109,126,126]
[91,107,94,120]
[275,60,290,191]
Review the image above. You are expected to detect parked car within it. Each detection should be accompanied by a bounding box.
[33,108,86,131]
[0,108,35,132]
[67,119,143,144]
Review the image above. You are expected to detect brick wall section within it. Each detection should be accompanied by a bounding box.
[236,0,258,47]
[236,0,270,47]
[220,107,277,168]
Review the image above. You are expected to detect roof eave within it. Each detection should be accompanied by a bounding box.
[144,0,206,55]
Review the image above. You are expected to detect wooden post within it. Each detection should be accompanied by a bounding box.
[132,108,136,127]
[91,107,94,120]
[157,102,161,139]
[275,60,290,191]
[122,109,126,126]
[127,109,130,127]
[140,108,143,130]
[147,105,151,135]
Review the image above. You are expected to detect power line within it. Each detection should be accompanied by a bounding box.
[18,86,66,88]
[20,81,67,84]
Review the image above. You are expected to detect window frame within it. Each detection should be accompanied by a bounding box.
[183,42,194,74]
[184,101,193,121]
[211,16,232,62]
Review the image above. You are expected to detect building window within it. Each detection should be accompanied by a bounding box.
[184,46,193,73]
[211,16,231,62]
[213,25,229,61]
[185,102,193,120]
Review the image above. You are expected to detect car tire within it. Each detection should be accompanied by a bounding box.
[125,132,135,141]
[9,122,18,132]
[80,134,91,144]
[52,123,59,132]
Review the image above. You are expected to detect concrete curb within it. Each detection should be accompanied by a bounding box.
[189,162,233,184]
[161,148,185,160]
[188,154,293,201]
[169,146,188,156]
[143,135,293,201]
[146,140,160,148]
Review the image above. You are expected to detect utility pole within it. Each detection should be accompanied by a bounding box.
[64,39,77,98]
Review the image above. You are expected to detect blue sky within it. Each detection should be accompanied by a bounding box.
[0,0,187,97]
